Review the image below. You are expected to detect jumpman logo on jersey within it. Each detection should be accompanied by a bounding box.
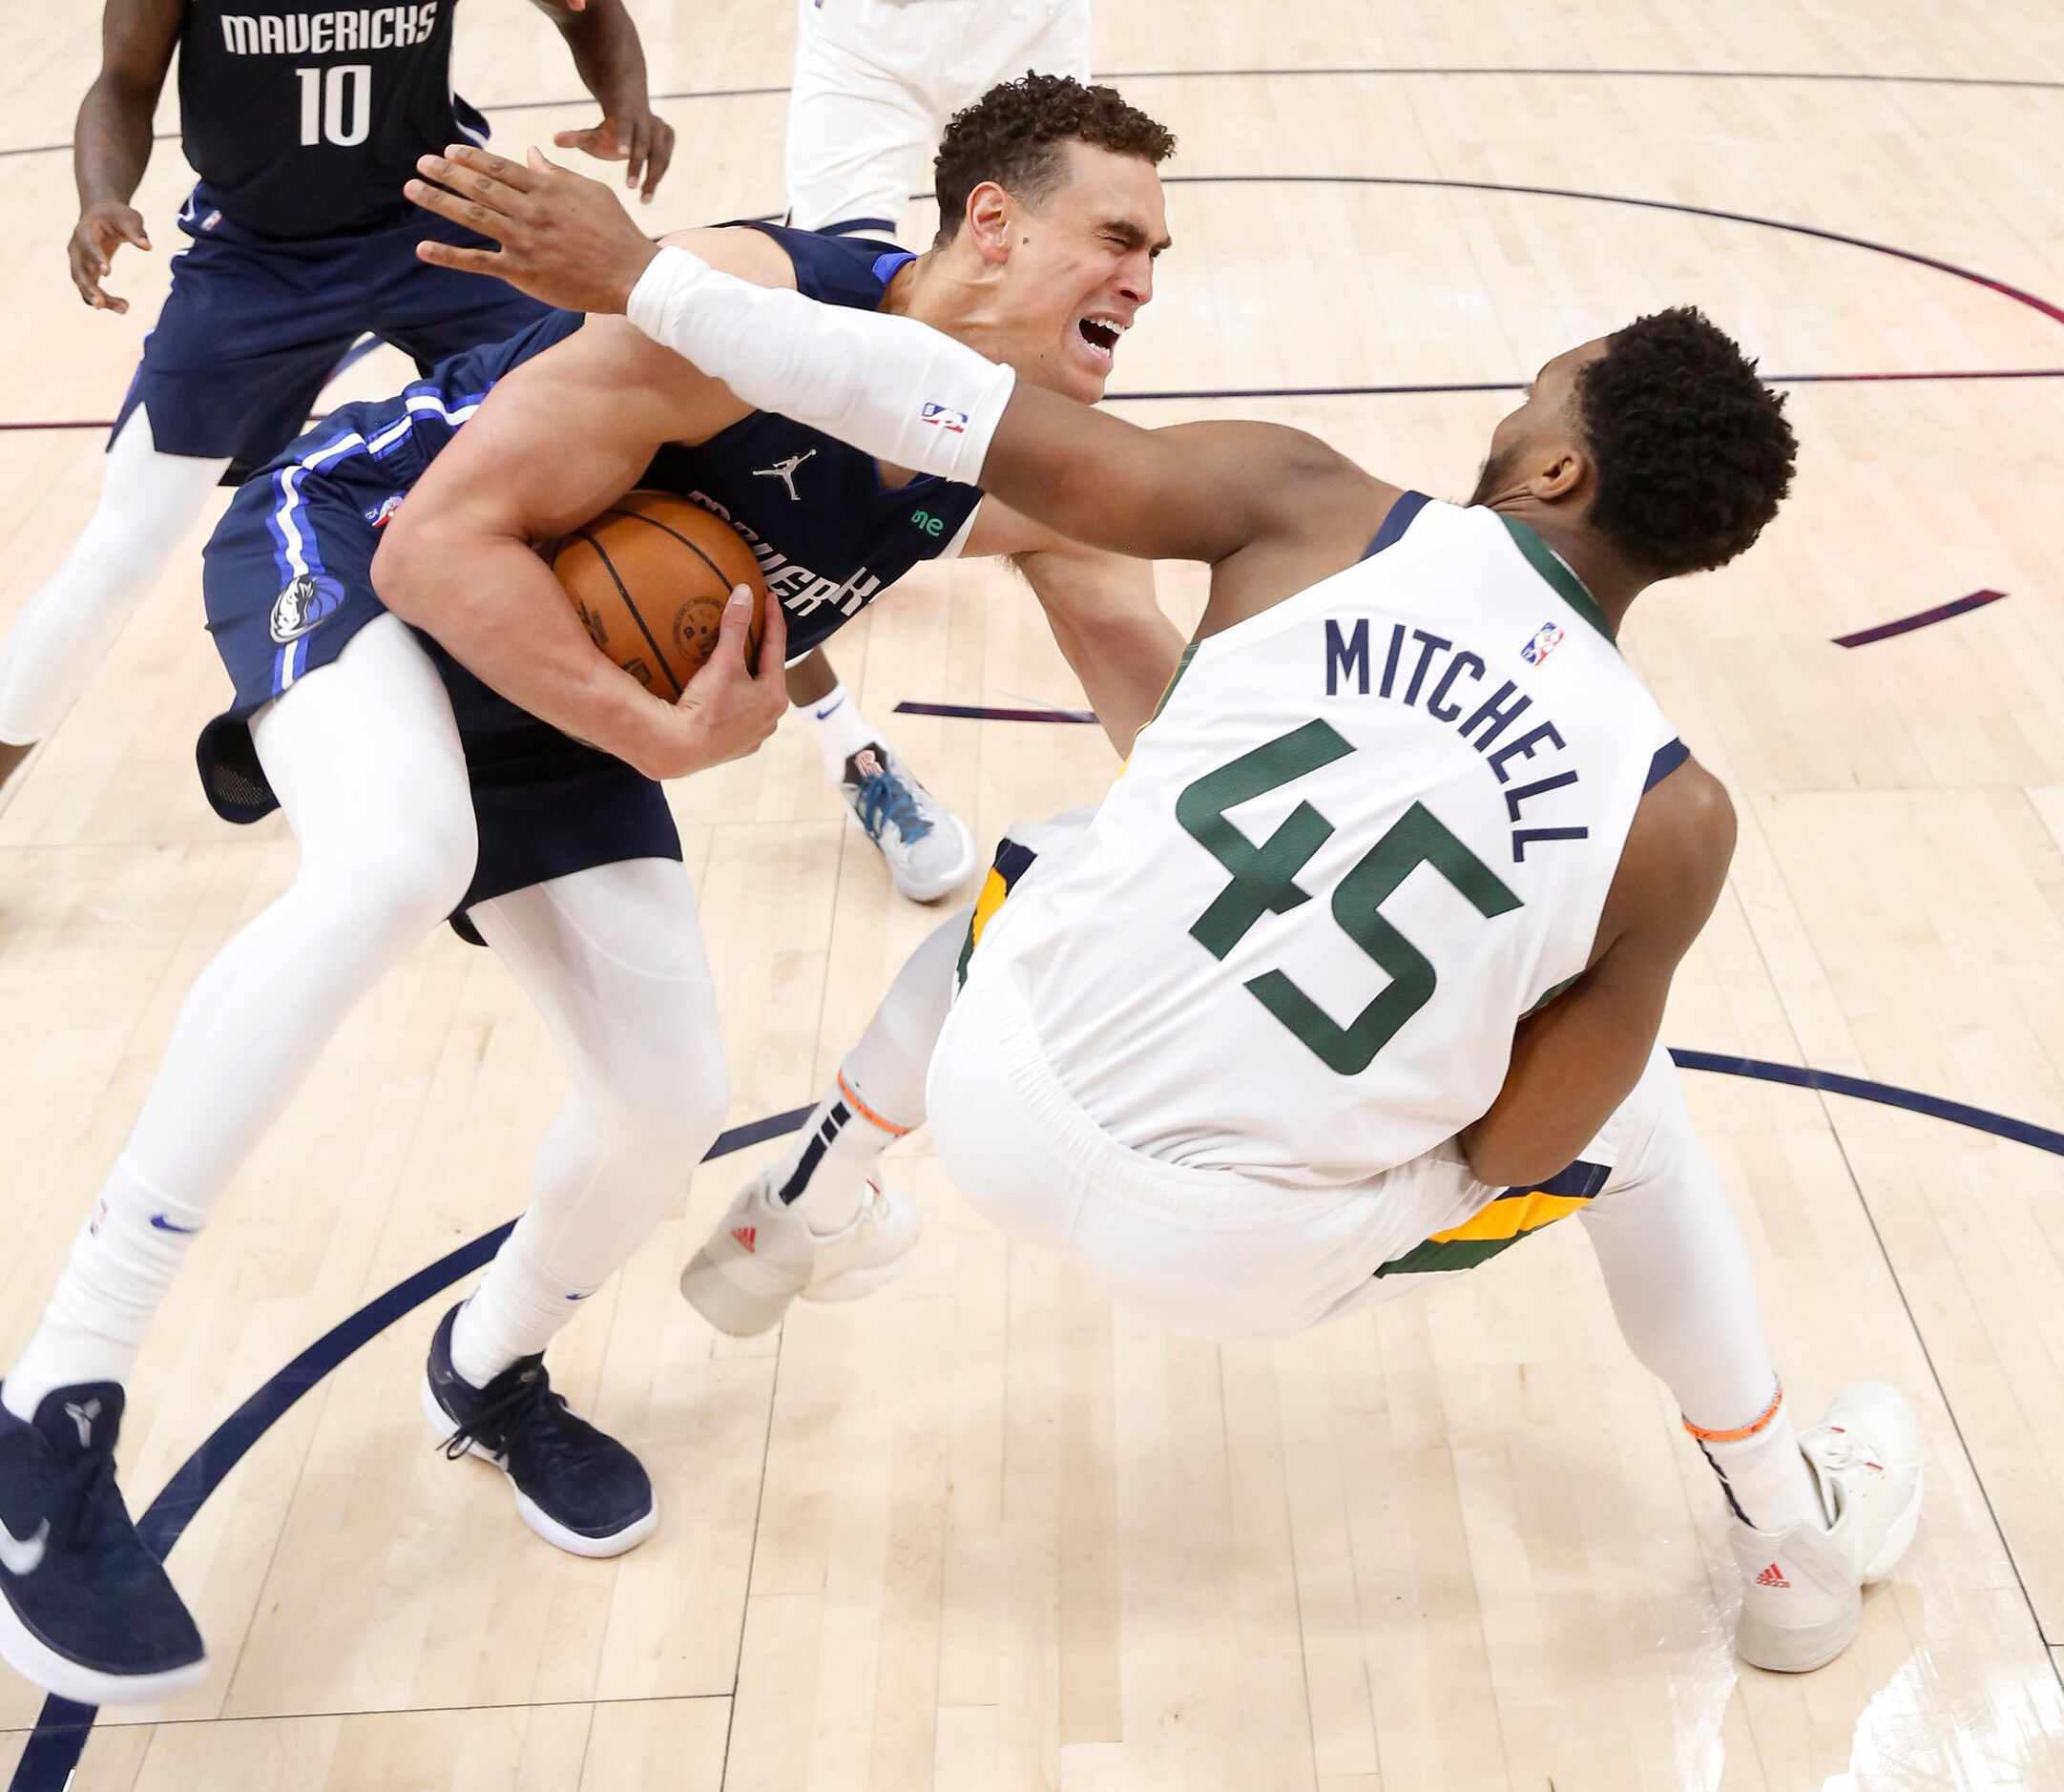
[753,449,817,502]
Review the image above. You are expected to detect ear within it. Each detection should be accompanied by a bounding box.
[1530,446,1589,505]
[962,180,1015,266]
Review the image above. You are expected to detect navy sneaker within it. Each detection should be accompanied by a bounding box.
[0,1383,206,1704]
[421,1305,657,1558]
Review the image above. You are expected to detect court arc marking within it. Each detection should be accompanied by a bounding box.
[1150,175,2064,331]
[12,1058,2064,1787]
[6,60,2062,159]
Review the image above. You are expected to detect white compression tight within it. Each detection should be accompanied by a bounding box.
[0,408,231,746]
[5,615,724,1414]
[451,857,725,1385]
[1574,1050,1819,1532]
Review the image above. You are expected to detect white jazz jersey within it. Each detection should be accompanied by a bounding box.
[967,495,1686,1188]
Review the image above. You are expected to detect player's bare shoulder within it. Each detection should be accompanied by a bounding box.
[659,225,802,291]
[1611,751,1738,951]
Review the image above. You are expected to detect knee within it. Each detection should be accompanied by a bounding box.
[302,799,477,945]
[591,1018,730,1170]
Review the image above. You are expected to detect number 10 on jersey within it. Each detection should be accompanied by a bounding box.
[297,64,372,147]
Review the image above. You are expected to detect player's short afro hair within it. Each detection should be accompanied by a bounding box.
[1574,307,1797,578]
[932,73,1176,246]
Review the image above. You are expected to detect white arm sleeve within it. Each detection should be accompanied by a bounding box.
[625,245,1016,486]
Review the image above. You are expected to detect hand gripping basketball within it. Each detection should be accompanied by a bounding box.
[652,575,787,779]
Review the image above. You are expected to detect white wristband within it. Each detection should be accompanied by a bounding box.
[625,244,1016,486]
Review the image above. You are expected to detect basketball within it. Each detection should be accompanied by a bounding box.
[550,490,768,700]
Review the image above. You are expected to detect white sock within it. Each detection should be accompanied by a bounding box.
[449,1232,589,1391]
[1690,1386,1826,1534]
[803,678,880,775]
[774,1067,911,1235]
[4,1160,208,1418]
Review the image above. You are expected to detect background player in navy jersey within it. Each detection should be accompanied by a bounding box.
[776,0,1094,905]
[0,75,1181,1706]
[0,0,674,797]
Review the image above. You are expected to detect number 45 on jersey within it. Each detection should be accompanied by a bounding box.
[1178,719,1522,1076]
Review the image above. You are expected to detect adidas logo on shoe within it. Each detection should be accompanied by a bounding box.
[731,1226,758,1254]
[1754,1562,1791,1589]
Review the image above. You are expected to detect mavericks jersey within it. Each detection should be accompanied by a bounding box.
[178,0,485,239]
[970,495,1685,1188]
[261,222,983,672]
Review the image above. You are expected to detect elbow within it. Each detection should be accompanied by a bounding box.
[369,526,441,628]
[1458,1122,1562,1192]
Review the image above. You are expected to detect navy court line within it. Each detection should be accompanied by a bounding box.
[7,61,2062,158]
[1832,589,2008,648]
[893,700,1099,724]
[8,1104,812,1791]
[9,366,2061,439]
[1666,1052,2064,1156]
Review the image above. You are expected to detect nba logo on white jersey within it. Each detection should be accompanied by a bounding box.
[1521,620,1566,666]
[919,401,969,433]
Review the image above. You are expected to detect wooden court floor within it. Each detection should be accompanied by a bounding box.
[3,2,2063,1786]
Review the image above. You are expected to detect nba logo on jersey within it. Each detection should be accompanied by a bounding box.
[919,401,969,433]
[364,493,406,530]
[1521,620,1566,666]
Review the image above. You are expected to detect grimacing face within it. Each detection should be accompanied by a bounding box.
[1469,337,1611,508]
[989,140,1172,404]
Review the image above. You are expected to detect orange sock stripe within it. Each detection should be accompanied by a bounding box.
[837,1069,913,1138]
[1682,1384,1784,1444]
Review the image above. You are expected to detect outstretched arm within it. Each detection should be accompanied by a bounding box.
[406,147,1389,571]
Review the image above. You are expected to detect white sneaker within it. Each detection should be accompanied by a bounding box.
[678,1167,920,1337]
[1729,1382,1923,1673]
[839,741,976,903]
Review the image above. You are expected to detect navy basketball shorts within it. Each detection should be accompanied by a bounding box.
[198,435,680,945]
[113,182,552,474]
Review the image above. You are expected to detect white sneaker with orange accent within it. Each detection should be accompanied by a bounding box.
[678,1167,920,1337]
[1729,1382,1923,1673]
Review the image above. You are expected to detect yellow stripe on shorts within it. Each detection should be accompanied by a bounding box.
[1428,1188,1594,1244]
[967,865,1011,956]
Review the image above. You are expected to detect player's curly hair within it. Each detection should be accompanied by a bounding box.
[1574,307,1797,577]
[932,73,1177,246]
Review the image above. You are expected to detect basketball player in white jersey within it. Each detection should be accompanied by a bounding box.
[430,152,1925,1677]
[780,0,1095,902]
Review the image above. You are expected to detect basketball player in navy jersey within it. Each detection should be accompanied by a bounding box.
[0,0,674,796]
[0,75,1180,1705]
[777,0,1095,904]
